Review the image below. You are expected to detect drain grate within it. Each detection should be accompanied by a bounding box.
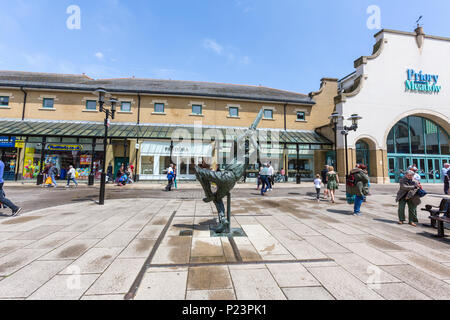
[179,230,193,236]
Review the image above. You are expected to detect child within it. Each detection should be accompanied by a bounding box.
[314,174,322,202]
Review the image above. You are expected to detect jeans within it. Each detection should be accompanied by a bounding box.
[354,195,365,214]
[50,174,57,187]
[0,183,19,212]
[166,178,173,191]
[67,178,78,187]
[445,178,449,195]
[261,175,269,195]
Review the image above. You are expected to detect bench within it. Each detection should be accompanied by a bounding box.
[429,215,450,238]
[421,199,449,229]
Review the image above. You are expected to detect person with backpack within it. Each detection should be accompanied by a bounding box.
[165,164,175,191]
[326,166,339,203]
[346,164,370,216]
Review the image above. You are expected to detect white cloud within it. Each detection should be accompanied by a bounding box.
[95,52,104,60]
[203,39,224,55]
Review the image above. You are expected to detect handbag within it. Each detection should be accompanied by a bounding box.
[417,188,427,198]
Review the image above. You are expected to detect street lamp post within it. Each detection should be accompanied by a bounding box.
[340,114,363,178]
[329,112,344,172]
[94,88,117,205]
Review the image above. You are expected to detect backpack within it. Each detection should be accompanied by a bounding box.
[346,173,356,187]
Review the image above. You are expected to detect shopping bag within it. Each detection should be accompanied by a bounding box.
[346,192,356,204]
[45,177,52,185]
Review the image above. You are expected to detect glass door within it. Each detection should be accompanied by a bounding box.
[388,157,396,183]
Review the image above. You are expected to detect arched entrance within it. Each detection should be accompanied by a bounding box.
[356,140,370,173]
[387,115,450,183]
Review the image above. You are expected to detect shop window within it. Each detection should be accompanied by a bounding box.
[121,101,132,112]
[192,105,203,115]
[229,107,239,118]
[296,112,306,121]
[43,98,54,109]
[425,120,439,154]
[263,109,273,119]
[141,156,154,175]
[159,156,172,175]
[86,100,97,111]
[154,103,165,114]
[0,96,9,106]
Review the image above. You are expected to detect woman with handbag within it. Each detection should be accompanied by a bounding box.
[396,170,422,227]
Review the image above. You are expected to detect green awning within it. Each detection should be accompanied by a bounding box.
[0,120,332,145]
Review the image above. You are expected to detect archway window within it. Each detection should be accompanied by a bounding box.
[356,140,370,173]
[387,116,449,155]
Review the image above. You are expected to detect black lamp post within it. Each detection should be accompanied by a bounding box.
[340,114,363,178]
[94,88,117,205]
[329,112,344,172]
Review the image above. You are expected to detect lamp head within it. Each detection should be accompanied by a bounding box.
[329,112,343,124]
[348,114,362,127]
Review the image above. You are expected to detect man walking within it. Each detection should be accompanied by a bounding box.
[260,163,270,196]
[66,165,78,188]
[346,164,370,216]
[442,163,449,195]
[165,164,175,191]
[0,158,22,216]
[49,163,58,187]
[267,163,274,191]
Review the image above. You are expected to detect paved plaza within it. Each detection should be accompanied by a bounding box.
[0,183,448,300]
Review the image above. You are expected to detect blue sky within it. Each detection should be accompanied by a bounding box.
[0,0,449,93]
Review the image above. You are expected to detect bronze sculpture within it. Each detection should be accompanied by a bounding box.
[195,109,264,234]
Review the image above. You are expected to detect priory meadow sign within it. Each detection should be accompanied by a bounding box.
[406,69,442,93]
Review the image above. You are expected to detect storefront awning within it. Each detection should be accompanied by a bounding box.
[0,120,332,145]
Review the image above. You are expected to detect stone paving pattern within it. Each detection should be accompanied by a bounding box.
[0,185,448,300]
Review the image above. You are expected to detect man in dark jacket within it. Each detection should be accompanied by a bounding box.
[321,165,329,200]
[346,164,370,216]
[396,170,421,226]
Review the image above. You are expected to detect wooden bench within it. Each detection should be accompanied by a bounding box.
[421,199,449,228]
[429,215,450,238]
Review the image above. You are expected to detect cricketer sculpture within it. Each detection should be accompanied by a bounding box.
[195,109,264,233]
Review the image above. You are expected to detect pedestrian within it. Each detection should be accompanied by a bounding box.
[66,165,78,188]
[173,164,178,189]
[441,163,449,195]
[107,162,113,184]
[314,174,322,203]
[0,158,22,216]
[321,165,329,200]
[256,168,262,191]
[346,164,370,216]
[326,166,339,203]
[260,163,270,196]
[268,163,275,190]
[165,164,175,191]
[396,170,421,227]
[281,168,286,182]
[49,163,58,188]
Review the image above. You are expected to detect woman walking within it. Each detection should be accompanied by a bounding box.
[396,170,421,227]
[326,166,339,203]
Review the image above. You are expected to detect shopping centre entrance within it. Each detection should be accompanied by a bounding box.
[387,116,449,183]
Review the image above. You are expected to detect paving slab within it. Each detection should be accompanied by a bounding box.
[81,294,125,300]
[387,251,450,280]
[282,287,335,300]
[0,248,48,276]
[95,230,138,248]
[373,283,432,300]
[266,263,320,288]
[39,239,99,260]
[10,225,66,240]
[86,258,145,295]
[119,239,156,259]
[340,243,404,266]
[229,267,286,300]
[27,274,100,300]
[60,247,123,274]
[186,289,236,300]
[308,266,383,300]
[0,260,72,298]
[303,236,350,254]
[394,241,450,263]
[381,265,450,299]
[187,266,232,291]
[134,270,188,300]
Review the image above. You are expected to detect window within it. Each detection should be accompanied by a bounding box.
[86,100,97,111]
[43,98,54,109]
[229,107,239,118]
[121,101,132,112]
[263,109,273,119]
[0,96,9,106]
[154,103,165,113]
[297,112,306,121]
[192,104,202,115]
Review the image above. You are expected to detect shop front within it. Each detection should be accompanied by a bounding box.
[23,137,105,181]
[139,140,213,181]
[0,136,18,181]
